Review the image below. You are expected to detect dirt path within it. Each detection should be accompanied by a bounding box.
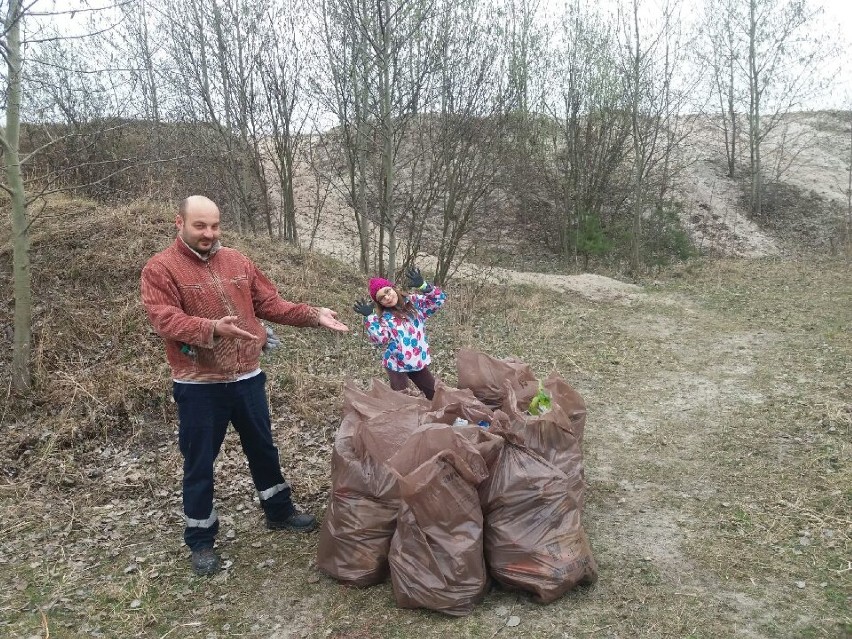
[583,304,779,636]
[576,261,848,638]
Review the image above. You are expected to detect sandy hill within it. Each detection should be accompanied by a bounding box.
[288,110,851,275]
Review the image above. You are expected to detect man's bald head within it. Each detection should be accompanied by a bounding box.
[178,195,220,220]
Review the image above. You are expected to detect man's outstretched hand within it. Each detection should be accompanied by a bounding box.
[214,316,258,340]
[317,307,349,332]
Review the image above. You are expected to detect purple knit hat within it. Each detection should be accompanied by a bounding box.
[369,277,394,302]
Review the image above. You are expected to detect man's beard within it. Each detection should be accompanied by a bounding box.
[183,233,212,256]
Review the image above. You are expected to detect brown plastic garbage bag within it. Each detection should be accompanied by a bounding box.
[386,425,490,616]
[427,383,494,425]
[316,430,398,586]
[430,382,493,414]
[424,384,508,470]
[343,378,430,424]
[446,423,506,473]
[501,375,587,492]
[316,381,429,587]
[480,433,597,603]
[456,348,539,408]
[354,404,430,463]
[365,376,433,408]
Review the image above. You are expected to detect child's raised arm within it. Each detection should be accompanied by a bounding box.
[405,267,446,317]
[414,284,446,317]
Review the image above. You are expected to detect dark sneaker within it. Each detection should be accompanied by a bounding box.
[191,547,221,576]
[266,510,317,532]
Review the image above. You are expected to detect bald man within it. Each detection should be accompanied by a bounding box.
[141,196,348,576]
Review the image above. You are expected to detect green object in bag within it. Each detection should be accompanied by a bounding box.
[528,385,552,416]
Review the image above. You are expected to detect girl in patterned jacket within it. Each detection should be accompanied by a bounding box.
[353,266,446,400]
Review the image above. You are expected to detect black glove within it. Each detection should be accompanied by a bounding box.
[353,298,374,317]
[405,266,424,289]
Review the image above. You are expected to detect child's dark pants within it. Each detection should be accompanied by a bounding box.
[386,366,436,400]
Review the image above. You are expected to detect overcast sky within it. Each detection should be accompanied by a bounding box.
[540,0,851,109]
[35,0,852,111]
[813,0,852,106]
[754,0,849,107]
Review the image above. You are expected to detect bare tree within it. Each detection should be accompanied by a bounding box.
[541,0,632,267]
[162,0,266,232]
[618,0,692,274]
[257,0,311,243]
[619,0,661,273]
[2,1,137,390]
[503,0,541,116]
[313,0,376,271]
[3,0,30,391]
[700,0,741,178]
[369,0,441,276]
[420,0,508,283]
[318,0,442,277]
[497,0,550,157]
[701,0,833,218]
[744,0,824,217]
[117,0,162,127]
[846,107,852,257]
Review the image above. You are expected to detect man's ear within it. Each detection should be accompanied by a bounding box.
[175,215,183,232]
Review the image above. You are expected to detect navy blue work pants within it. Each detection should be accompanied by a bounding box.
[172,372,295,551]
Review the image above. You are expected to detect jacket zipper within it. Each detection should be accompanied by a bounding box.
[207,261,241,375]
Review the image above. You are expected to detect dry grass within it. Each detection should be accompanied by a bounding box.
[0,201,849,638]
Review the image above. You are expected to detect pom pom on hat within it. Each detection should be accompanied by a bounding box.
[369,277,394,302]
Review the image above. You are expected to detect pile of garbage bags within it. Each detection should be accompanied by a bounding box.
[316,348,597,616]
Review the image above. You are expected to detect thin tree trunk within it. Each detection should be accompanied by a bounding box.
[380,0,396,276]
[356,55,370,272]
[748,0,762,217]
[136,0,161,172]
[727,44,736,178]
[846,111,851,256]
[659,26,672,203]
[630,0,643,274]
[286,148,299,244]
[631,126,643,274]
[4,0,31,391]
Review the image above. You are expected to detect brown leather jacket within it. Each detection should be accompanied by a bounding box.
[141,238,319,381]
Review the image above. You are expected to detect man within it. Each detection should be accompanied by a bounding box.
[141,195,348,576]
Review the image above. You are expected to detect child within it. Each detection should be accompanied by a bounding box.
[353,266,446,400]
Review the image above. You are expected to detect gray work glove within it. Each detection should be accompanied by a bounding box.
[262,325,281,354]
[405,266,424,289]
[353,298,374,317]
[406,266,433,292]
